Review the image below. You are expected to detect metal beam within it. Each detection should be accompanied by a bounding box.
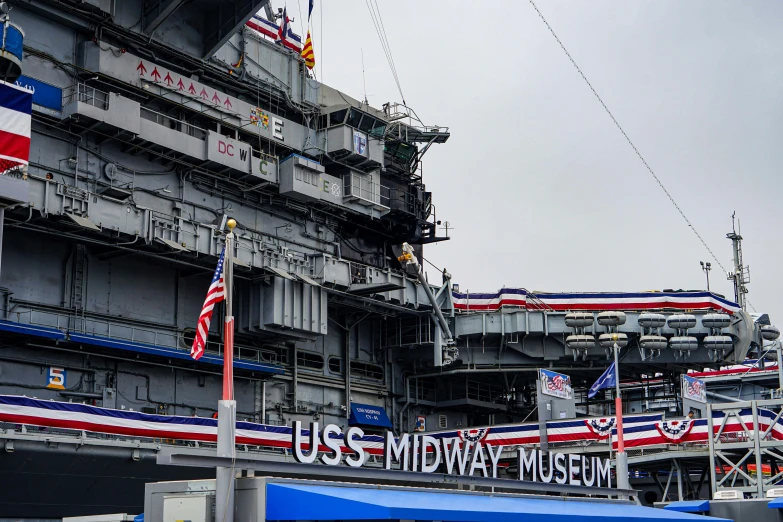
[202,0,270,59]
[143,0,188,34]
[157,449,638,500]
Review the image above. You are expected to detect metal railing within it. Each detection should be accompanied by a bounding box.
[140,107,207,140]
[343,173,388,209]
[63,83,109,110]
[6,306,283,367]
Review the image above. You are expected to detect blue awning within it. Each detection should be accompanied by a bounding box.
[265,483,732,522]
[348,402,392,428]
[768,497,783,509]
[664,500,710,513]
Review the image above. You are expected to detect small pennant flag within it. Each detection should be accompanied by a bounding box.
[301,30,315,69]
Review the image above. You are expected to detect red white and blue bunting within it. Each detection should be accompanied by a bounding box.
[1,395,781,454]
[451,289,741,314]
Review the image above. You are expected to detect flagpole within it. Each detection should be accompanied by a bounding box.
[216,218,237,522]
[612,335,630,492]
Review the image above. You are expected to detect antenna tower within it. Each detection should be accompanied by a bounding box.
[726,212,750,311]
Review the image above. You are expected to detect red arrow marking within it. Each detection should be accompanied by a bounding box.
[151,67,161,81]
[188,83,197,95]
[212,92,221,104]
[136,61,147,75]
[200,87,209,100]
[224,98,232,109]
[177,79,185,91]
[164,72,173,86]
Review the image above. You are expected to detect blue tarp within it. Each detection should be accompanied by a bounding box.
[348,402,392,428]
[768,497,783,509]
[265,483,732,522]
[664,500,710,513]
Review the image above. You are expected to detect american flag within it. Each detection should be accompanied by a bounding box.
[190,248,226,360]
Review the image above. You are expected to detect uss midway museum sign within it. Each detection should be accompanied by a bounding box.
[291,421,613,488]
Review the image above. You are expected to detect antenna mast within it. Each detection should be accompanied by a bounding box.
[726,212,750,311]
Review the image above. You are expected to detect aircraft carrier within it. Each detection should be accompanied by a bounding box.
[0,1,780,518]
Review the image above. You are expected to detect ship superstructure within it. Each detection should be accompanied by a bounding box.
[0,0,779,517]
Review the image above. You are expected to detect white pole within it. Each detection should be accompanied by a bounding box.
[216,219,237,522]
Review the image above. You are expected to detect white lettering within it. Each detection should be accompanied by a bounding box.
[320,424,342,466]
[582,456,595,487]
[420,436,441,473]
[292,421,319,464]
[596,457,612,488]
[554,452,567,484]
[568,454,581,486]
[469,444,489,477]
[538,450,554,483]
[518,448,537,481]
[384,432,409,471]
[485,444,503,478]
[273,118,284,141]
[441,439,471,476]
[345,427,365,467]
[411,434,419,472]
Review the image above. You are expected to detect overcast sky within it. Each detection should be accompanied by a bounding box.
[303,1,783,321]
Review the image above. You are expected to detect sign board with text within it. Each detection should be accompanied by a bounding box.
[206,131,251,172]
[290,421,613,488]
[539,369,573,400]
[682,374,707,403]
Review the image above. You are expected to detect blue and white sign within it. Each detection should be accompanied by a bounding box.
[46,367,66,390]
[14,76,63,111]
[349,402,392,428]
[353,130,367,155]
[539,368,572,400]
[682,374,707,403]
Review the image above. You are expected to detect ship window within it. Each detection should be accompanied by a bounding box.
[347,109,362,128]
[358,115,374,133]
[329,109,347,126]
[370,119,386,138]
[318,115,327,130]
[328,356,344,375]
[350,360,384,380]
[296,350,324,370]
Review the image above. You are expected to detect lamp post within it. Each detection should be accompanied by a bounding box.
[700,261,712,292]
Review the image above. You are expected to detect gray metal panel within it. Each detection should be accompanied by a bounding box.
[0,175,29,207]
[260,277,327,335]
[155,237,189,251]
[65,213,100,231]
[279,156,325,202]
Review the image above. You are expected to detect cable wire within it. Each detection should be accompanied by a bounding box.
[372,0,404,103]
[365,0,406,104]
[527,0,727,277]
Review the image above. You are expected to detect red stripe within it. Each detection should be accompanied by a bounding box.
[0,412,385,454]
[691,365,778,378]
[454,300,733,313]
[0,129,30,162]
[246,20,278,40]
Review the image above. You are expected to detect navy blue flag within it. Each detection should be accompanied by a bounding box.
[308,0,314,20]
[588,362,617,398]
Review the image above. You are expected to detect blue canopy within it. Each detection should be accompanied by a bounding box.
[768,497,783,509]
[265,483,731,522]
[664,500,710,513]
[348,403,392,428]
